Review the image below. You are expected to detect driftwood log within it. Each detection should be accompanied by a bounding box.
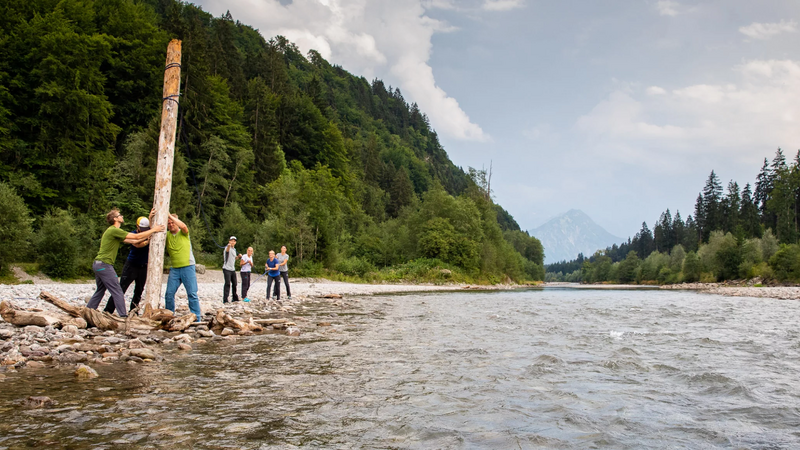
[208,309,263,334]
[38,291,195,333]
[0,301,63,327]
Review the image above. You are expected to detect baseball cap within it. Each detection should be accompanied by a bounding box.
[229,236,237,240]
[137,217,150,228]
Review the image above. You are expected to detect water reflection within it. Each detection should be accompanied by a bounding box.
[1,289,799,449]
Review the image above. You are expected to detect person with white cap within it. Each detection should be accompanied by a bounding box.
[103,209,155,314]
[222,236,241,303]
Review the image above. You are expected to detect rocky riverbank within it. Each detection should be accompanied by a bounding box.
[0,274,507,383]
[659,282,800,300]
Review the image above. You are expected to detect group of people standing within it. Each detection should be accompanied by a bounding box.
[221,238,291,302]
[88,208,202,321]
[87,207,292,321]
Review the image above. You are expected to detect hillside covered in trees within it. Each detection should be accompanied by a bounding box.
[0,0,544,283]
[547,149,800,284]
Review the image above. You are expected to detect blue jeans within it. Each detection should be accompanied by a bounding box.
[164,265,202,321]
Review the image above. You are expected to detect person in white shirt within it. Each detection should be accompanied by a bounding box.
[240,247,254,301]
[222,236,241,303]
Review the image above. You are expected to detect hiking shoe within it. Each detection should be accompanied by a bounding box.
[287,296,292,300]
[243,298,251,303]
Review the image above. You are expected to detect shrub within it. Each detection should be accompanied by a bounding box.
[682,251,701,282]
[35,209,79,278]
[334,256,376,277]
[0,182,33,274]
[769,244,800,282]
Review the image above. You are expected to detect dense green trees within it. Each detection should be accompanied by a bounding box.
[0,0,542,282]
[548,148,800,284]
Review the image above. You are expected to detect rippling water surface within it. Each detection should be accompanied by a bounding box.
[2,288,800,449]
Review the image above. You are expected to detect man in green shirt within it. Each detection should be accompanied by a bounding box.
[164,213,203,322]
[87,208,164,317]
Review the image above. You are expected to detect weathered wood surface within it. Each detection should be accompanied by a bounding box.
[208,309,263,334]
[143,39,182,311]
[0,301,63,327]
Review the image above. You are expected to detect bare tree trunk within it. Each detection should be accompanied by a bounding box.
[143,39,182,312]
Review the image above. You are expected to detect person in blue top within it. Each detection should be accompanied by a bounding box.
[103,212,154,314]
[265,250,281,301]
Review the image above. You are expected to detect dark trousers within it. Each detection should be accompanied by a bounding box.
[88,261,127,317]
[223,269,239,302]
[241,272,251,299]
[266,275,281,300]
[279,271,291,297]
[103,261,147,314]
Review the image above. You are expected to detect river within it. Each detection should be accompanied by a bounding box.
[1,287,799,449]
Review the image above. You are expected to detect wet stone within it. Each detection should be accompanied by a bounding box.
[177,343,192,351]
[221,328,235,336]
[25,361,45,369]
[127,339,145,349]
[129,348,156,360]
[22,396,55,408]
[75,364,99,379]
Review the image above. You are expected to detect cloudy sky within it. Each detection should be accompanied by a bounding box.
[195,0,800,238]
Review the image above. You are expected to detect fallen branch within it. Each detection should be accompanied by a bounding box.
[0,301,63,327]
[209,309,263,333]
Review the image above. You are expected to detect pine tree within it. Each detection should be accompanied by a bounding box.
[700,171,723,240]
[740,183,762,238]
[723,181,740,234]
[654,209,673,252]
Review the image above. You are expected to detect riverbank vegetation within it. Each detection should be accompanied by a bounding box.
[547,149,800,284]
[0,0,543,284]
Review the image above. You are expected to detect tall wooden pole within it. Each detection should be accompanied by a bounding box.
[143,39,182,313]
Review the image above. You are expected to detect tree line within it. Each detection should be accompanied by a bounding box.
[546,148,800,284]
[0,0,544,283]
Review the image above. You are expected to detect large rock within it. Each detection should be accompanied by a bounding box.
[75,364,99,379]
[0,329,14,339]
[127,339,146,349]
[195,264,206,274]
[197,330,214,338]
[220,328,235,336]
[286,327,301,337]
[22,396,55,408]
[57,351,88,364]
[129,348,156,360]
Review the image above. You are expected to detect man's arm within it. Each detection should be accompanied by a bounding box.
[169,214,188,233]
[132,239,150,248]
[124,225,163,241]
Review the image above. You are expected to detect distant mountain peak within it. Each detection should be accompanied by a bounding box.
[530,210,622,264]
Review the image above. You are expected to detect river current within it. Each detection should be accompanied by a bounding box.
[1,287,799,449]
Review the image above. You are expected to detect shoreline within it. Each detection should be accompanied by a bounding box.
[545,282,800,300]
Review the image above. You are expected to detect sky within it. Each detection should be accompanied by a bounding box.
[195,0,800,239]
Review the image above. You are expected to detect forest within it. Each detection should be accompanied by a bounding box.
[0,0,544,283]
[547,149,800,284]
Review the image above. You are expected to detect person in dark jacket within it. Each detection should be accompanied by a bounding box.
[103,210,155,314]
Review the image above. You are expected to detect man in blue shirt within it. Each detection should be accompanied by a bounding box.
[103,212,154,314]
[265,250,281,301]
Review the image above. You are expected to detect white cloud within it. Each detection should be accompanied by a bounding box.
[655,0,681,17]
[739,20,797,40]
[197,0,488,141]
[576,59,800,167]
[482,0,525,11]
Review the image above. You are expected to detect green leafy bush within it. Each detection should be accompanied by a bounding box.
[0,183,33,274]
[35,209,79,279]
[334,257,376,277]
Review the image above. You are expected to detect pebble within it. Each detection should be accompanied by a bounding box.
[177,343,192,351]
[221,328,235,336]
[25,361,45,368]
[286,327,301,337]
[75,364,99,379]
